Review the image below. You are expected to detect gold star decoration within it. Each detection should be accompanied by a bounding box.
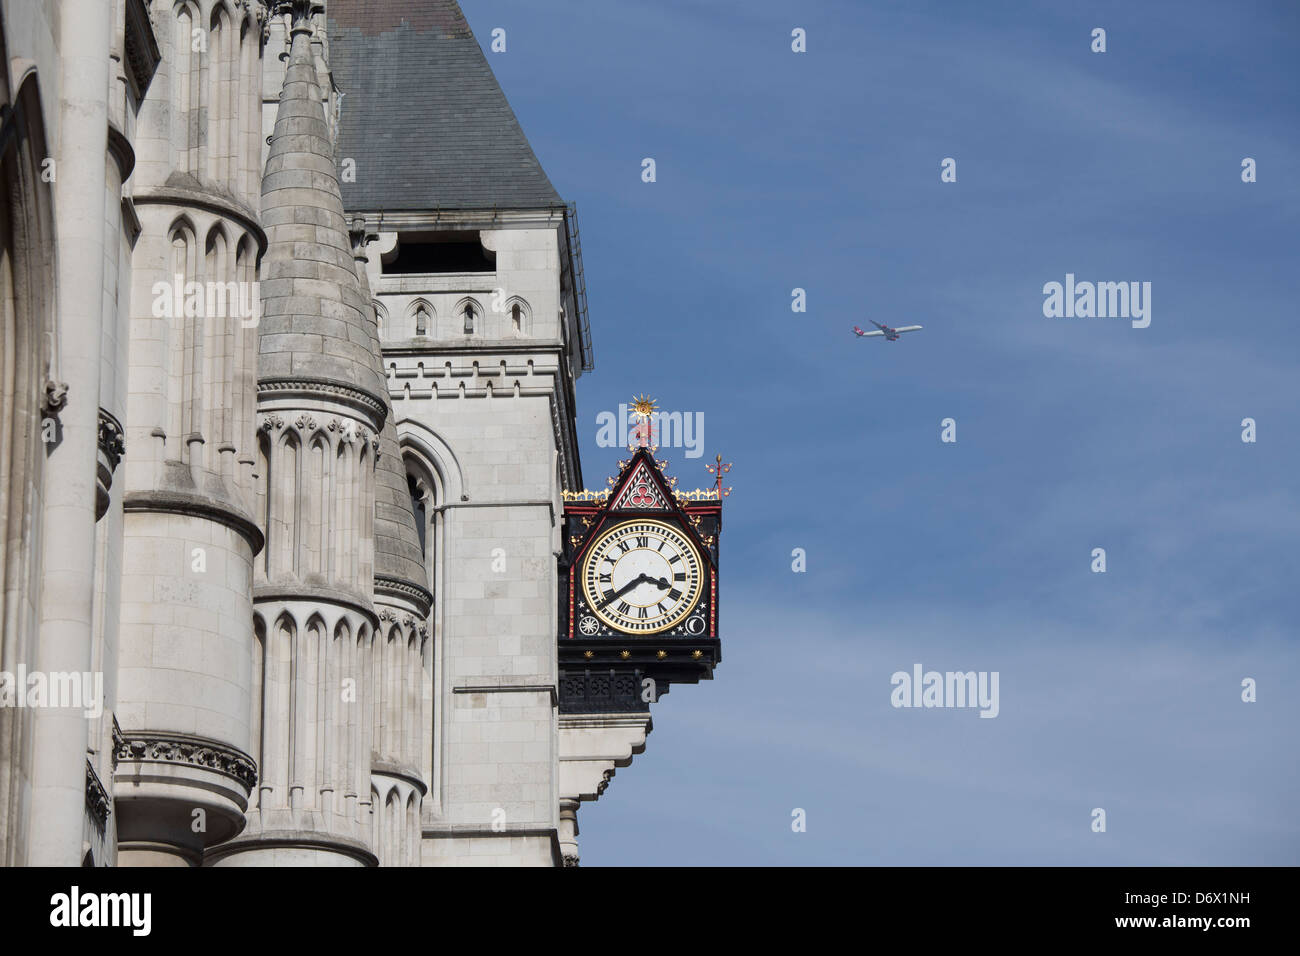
[630,395,658,420]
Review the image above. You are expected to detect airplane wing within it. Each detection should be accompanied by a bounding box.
[893,325,923,333]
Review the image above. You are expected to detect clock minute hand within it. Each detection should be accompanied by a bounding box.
[599,573,649,607]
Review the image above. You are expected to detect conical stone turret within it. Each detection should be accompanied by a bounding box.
[256,0,387,411]
[211,2,383,867]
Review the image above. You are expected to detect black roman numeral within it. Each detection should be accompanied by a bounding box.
[668,588,682,601]
[674,572,686,581]
[637,606,648,619]
[598,573,611,583]
[617,601,631,615]
[636,536,649,548]
[668,554,681,564]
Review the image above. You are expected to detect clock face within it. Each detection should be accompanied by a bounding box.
[581,519,704,634]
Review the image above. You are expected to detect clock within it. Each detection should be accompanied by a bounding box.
[580,519,703,634]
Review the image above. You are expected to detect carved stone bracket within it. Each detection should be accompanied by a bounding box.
[114,732,258,791]
[95,408,126,520]
[111,717,124,770]
[259,413,285,431]
[42,379,68,419]
[85,760,111,828]
[98,408,125,470]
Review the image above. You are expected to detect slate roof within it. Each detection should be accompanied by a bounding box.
[328,0,564,213]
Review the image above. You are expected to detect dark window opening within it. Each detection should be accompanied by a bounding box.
[408,472,427,557]
[387,232,496,274]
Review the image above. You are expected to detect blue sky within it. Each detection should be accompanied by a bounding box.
[464,0,1299,864]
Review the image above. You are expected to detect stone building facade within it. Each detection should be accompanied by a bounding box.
[0,0,656,867]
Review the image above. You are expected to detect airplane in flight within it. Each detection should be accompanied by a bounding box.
[853,320,923,341]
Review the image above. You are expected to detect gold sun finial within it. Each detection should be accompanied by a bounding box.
[630,394,658,420]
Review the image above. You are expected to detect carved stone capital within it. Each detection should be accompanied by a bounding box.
[278,0,323,29]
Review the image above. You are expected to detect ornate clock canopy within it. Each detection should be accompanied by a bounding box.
[558,399,730,714]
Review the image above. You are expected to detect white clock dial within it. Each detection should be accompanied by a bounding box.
[581,520,703,634]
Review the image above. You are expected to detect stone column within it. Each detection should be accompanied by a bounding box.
[27,0,112,867]
[558,798,580,866]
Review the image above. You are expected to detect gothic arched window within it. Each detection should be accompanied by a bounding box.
[407,471,428,557]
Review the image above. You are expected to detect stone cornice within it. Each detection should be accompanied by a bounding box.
[124,489,265,553]
[370,762,428,796]
[381,344,581,488]
[114,731,258,792]
[453,683,558,706]
[205,830,377,867]
[106,122,135,180]
[253,586,380,632]
[133,188,267,256]
[381,340,566,357]
[257,378,387,432]
[348,207,568,230]
[373,574,433,618]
